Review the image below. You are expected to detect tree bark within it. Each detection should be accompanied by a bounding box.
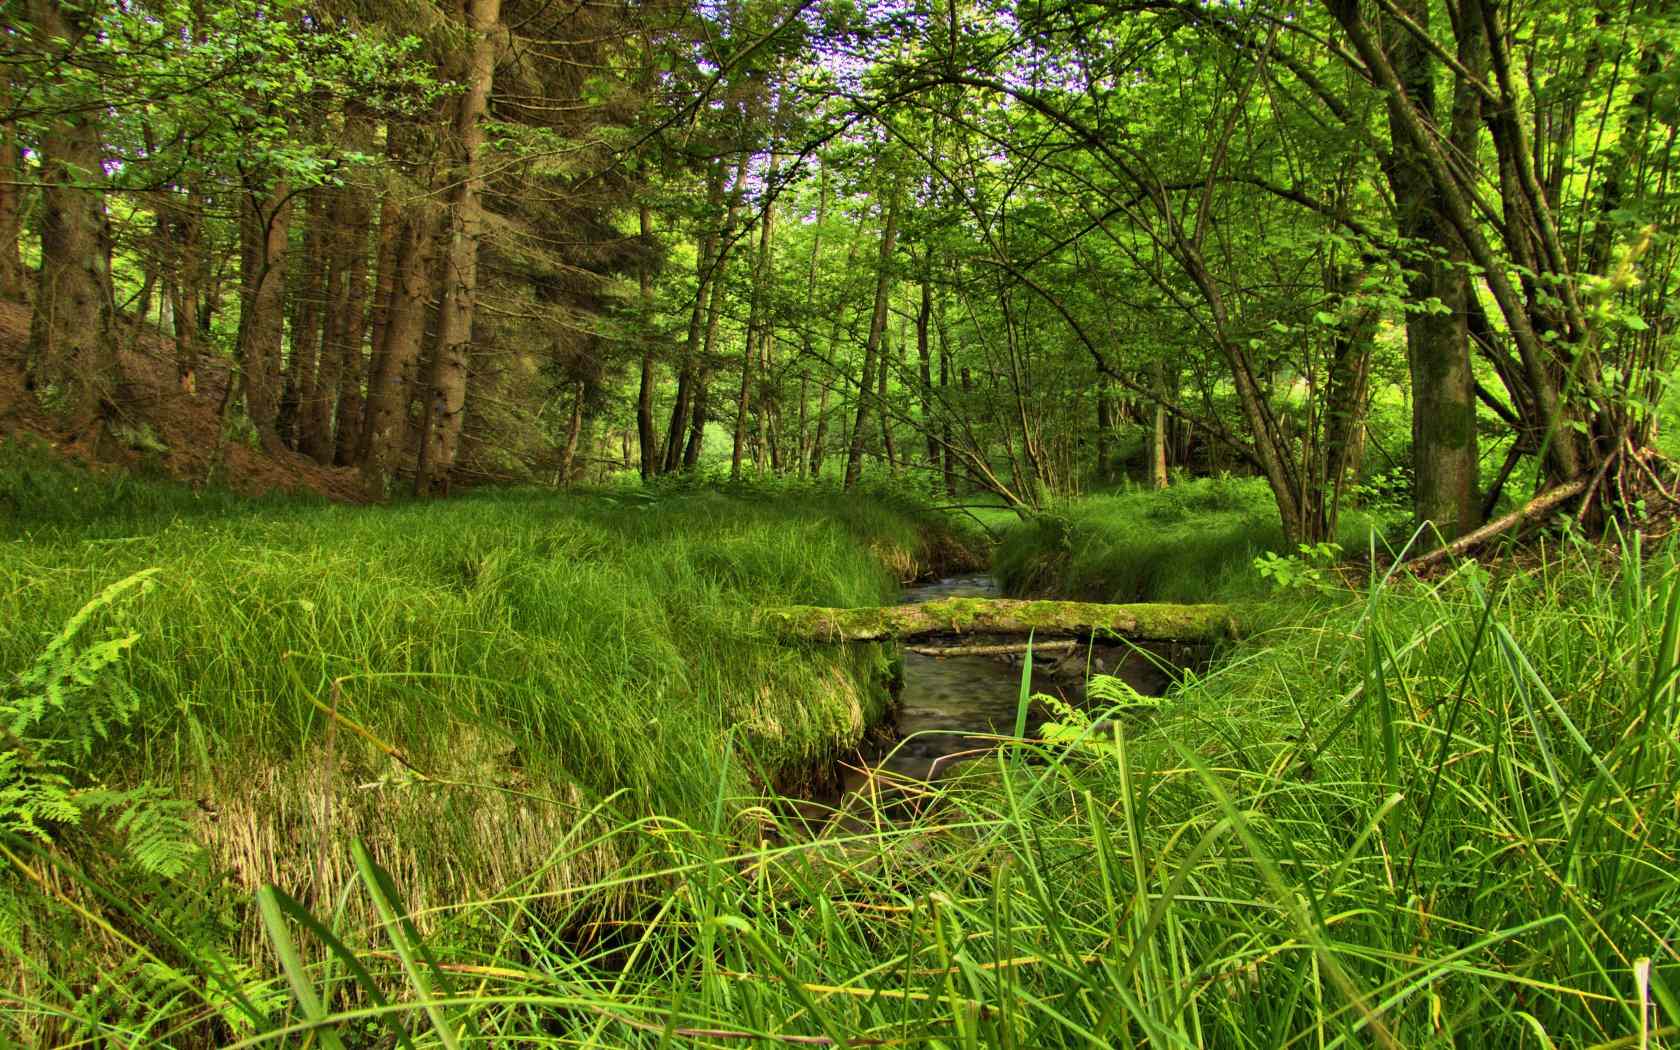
[636,203,659,478]
[360,202,438,493]
[414,0,502,497]
[331,180,373,466]
[844,169,904,489]
[558,379,585,483]
[23,0,115,429]
[732,186,778,479]
[662,156,736,472]
[236,176,293,451]
[1378,0,1482,540]
[0,88,25,302]
[286,188,329,453]
[684,373,709,469]
[917,278,940,472]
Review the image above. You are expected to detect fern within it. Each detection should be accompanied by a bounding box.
[0,568,197,876]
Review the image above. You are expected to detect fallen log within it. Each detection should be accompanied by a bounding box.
[759,597,1237,644]
[1400,477,1590,574]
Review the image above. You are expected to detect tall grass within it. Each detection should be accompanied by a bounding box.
[995,475,1399,603]
[139,529,1680,1048]
[0,444,985,1041]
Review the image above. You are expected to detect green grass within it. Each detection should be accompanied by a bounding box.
[45,520,1673,1041]
[0,444,987,1041]
[7,448,1678,1047]
[994,476,1400,603]
[138,525,1674,1049]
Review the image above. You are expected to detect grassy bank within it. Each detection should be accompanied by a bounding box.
[995,476,1399,603]
[0,446,983,1039]
[197,527,1679,1048]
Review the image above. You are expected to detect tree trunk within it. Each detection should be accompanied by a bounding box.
[414,0,502,498]
[0,90,25,302]
[636,203,659,479]
[937,300,957,495]
[23,0,115,430]
[287,189,329,454]
[878,329,898,472]
[684,374,709,469]
[844,169,904,489]
[732,190,778,479]
[663,156,736,472]
[1149,359,1169,489]
[359,130,405,460]
[331,180,373,466]
[1378,0,1482,540]
[917,278,940,471]
[235,176,292,451]
[558,380,585,483]
[361,202,440,494]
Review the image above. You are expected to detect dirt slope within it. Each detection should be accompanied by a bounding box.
[0,298,366,501]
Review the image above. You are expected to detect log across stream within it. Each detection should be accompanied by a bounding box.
[806,576,1206,821]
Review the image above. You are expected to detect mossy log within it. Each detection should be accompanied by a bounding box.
[759,598,1237,644]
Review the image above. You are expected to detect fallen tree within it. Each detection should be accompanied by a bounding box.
[759,597,1237,643]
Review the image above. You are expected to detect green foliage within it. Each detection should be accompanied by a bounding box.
[995,477,1397,603]
[167,532,1680,1048]
[0,568,195,877]
[0,455,980,986]
[1253,541,1344,593]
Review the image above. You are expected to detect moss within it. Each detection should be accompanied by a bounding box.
[760,597,1236,642]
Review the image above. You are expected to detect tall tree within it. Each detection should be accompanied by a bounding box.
[415,0,504,497]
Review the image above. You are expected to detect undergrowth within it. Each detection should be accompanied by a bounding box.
[0,446,983,1042]
[123,527,1675,1048]
[994,475,1400,602]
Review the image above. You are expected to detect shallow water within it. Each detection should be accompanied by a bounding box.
[838,575,1171,795]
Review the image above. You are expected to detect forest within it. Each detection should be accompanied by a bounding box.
[1,0,1679,1044]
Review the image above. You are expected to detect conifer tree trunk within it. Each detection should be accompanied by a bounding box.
[236,176,292,451]
[636,203,659,478]
[844,169,903,489]
[361,203,439,494]
[23,0,115,429]
[168,180,208,397]
[0,92,25,302]
[359,131,405,460]
[558,379,585,483]
[415,0,502,497]
[331,188,372,466]
[285,189,328,452]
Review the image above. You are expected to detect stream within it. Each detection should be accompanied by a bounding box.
[831,575,1177,806]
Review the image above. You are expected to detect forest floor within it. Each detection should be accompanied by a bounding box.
[2,457,1676,1047]
[0,299,365,500]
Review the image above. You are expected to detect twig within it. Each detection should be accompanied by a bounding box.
[1627,438,1677,504]
[1574,443,1624,528]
